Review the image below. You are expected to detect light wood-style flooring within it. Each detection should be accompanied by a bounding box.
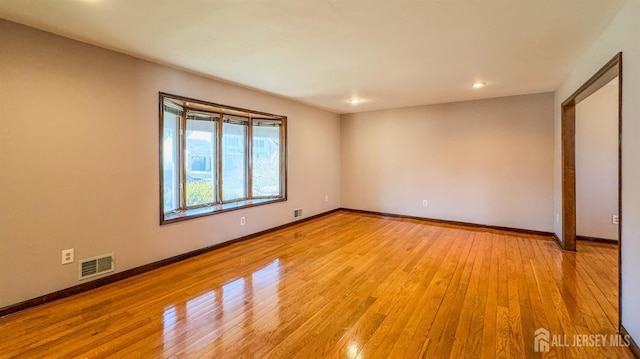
[0,211,631,358]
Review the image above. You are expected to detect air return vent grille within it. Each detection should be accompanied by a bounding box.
[79,253,114,280]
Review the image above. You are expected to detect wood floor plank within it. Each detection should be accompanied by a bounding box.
[420,231,478,358]
[0,211,633,358]
[449,232,493,358]
[379,229,474,358]
[481,233,502,359]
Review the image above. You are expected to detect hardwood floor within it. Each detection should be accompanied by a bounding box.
[0,211,631,358]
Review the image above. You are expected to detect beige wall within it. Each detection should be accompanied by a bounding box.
[341,93,554,232]
[553,0,640,340]
[0,20,341,308]
[575,83,619,240]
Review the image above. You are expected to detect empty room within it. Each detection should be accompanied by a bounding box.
[1,1,640,358]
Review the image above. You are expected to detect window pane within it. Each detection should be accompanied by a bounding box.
[222,119,247,201]
[185,114,216,207]
[252,123,281,197]
[162,107,180,213]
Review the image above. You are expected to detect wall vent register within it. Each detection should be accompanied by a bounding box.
[79,254,114,280]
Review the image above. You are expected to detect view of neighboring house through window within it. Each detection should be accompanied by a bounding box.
[222,117,247,201]
[252,123,281,197]
[160,93,287,224]
[185,113,217,207]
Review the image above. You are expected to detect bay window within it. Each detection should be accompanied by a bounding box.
[160,93,286,224]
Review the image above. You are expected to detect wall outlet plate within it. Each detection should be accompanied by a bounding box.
[62,248,74,265]
[240,217,246,226]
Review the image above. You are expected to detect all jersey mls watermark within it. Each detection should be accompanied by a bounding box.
[534,328,631,353]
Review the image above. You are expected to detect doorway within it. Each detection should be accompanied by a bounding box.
[561,52,621,251]
[575,79,619,244]
[561,52,622,329]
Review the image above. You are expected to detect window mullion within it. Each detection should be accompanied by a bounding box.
[247,117,253,200]
[216,112,223,204]
[280,120,286,197]
[179,111,187,210]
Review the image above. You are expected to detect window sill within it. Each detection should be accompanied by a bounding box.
[161,197,286,225]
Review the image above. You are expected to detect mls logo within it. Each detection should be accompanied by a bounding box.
[534,328,550,353]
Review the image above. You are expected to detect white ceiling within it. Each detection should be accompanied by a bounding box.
[0,0,626,114]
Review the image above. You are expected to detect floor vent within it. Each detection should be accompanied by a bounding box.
[294,208,303,218]
[79,253,114,280]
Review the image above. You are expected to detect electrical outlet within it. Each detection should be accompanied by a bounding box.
[62,249,74,265]
[422,200,428,207]
[240,216,246,226]
[612,215,619,224]
[324,195,329,202]
[556,213,560,223]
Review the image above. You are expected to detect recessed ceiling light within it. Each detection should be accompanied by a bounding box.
[349,99,361,105]
[472,81,487,89]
